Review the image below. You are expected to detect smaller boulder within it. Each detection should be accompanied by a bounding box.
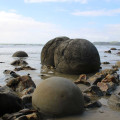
[104,50,111,53]
[110,48,117,50]
[12,51,28,57]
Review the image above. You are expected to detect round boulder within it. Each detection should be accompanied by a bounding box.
[54,39,100,74]
[41,36,69,66]
[32,77,84,116]
[12,51,28,57]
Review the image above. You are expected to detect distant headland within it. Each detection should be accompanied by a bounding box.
[93,41,120,46]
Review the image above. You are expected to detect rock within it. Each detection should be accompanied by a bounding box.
[74,74,90,86]
[0,89,23,116]
[11,60,28,66]
[117,52,120,55]
[14,66,36,71]
[12,51,28,57]
[3,70,20,79]
[41,36,69,66]
[104,50,111,53]
[102,62,110,64]
[95,69,117,76]
[110,48,117,50]
[7,75,36,97]
[0,86,16,94]
[84,85,104,97]
[97,82,117,95]
[87,74,104,85]
[22,87,35,95]
[97,82,108,92]
[116,61,120,68]
[0,62,5,63]
[54,39,100,74]
[3,70,13,74]
[112,65,118,69]
[101,74,119,84]
[22,94,32,108]
[83,94,91,103]
[85,101,102,108]
[2,109,39,120]
[32,77,84,116]
[10,71,20,78]
[106,83,117,95]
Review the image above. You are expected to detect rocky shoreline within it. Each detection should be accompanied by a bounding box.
[0,38,120,120]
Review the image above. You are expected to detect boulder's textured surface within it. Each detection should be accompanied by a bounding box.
[12,51,28,57]
[54,39,100,74]
[41,36,69,66]
[32,77,84,116]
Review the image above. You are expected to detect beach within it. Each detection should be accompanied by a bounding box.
[0,44,120,120]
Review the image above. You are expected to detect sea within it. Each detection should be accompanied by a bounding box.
[0,44,120,86]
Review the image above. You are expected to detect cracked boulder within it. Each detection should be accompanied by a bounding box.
[54,39,100,74]
[41,36,70,67]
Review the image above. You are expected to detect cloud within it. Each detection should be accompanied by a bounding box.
[24,0,88,4]
[0,11,64,44]
[72,8,120,16]
[0,10,120,44]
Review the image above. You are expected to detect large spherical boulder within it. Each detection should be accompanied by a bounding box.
[41,36,69,66]
[32,77,84,116]
[54,39,100,74]
[12,51,28,57]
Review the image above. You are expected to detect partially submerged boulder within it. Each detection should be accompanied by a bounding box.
[54,39,100,74]
[32,77,84,116]
[41,36,69,66]
[110,48,117,50]
[41,37,100,74]
[12,51,28,57]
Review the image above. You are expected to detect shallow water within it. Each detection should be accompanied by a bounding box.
[0,44,120,120]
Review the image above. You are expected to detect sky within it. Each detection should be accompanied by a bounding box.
[0,0,120,44]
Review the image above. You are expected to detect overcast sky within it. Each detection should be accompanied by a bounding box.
[0,0,120,44]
